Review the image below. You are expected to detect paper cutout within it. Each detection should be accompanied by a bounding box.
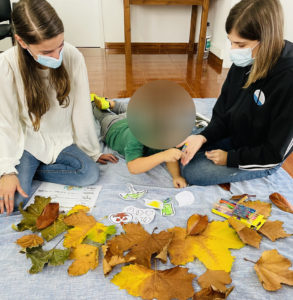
[119,184,147,201]
[175,191,195,207]
[144,199,164,210]
[161,203,175,217]
[123,206,155,224]
[109,212,133,225]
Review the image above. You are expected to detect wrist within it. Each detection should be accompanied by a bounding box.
[198,134,207,144]
[0,172,17,179]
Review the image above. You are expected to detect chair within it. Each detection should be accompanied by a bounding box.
[0,0,14,44]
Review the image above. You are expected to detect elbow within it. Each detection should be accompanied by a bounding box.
[127,162,140,175]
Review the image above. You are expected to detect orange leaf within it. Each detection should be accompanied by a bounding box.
[241,200,271,218]
[16,234,44,248]
[258,220,291,241]
[36,203,59,230]
[269,193,293,214]
[228,217,262,248]
[103,223,173,274]
[187,214,208,236]
[218,183,231,191]
[193,286,234,299]
[253,249,293,291]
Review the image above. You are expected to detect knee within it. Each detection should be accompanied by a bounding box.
[78,162,100,186]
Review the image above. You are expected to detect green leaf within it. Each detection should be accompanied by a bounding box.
[16,196,51,232]
[41,215,68,242]
[26,246,70,274]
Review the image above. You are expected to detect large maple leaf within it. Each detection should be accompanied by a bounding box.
[68,244,99,276]
[168,220,244,272]
[63,211,116,248]
[112,264,196,300]
[102,223,173,275]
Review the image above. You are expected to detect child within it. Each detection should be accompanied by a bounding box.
[92,96,187,188]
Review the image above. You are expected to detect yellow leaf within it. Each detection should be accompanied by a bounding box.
[112,264,196,300]
[63,211,116,248]
[67,205,90,216]
[68,244,99,276]
[168,221,244,272]
[16,234,44,248]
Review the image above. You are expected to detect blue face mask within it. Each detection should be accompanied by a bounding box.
[27,47,64,69]
[229,43,259,67]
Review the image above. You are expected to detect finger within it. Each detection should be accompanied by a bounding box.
[4,194,9,214]
[98,159,108,165]
[176,139,187,148]
[0,199,4,214]
[8,193,14,215]
[17,184,28,198]
[108,155,119,163]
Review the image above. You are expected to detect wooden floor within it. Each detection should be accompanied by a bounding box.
[79,47,293,178]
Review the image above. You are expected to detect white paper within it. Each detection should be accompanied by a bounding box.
[123,206,155,224]
[24,182,102,212]
[175,191,195,207]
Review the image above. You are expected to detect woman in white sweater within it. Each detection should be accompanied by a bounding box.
[0,0,117,215]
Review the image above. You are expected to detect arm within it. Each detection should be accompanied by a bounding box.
[127,148,182,175]
[166,161,187,188]
[71,50,102,162]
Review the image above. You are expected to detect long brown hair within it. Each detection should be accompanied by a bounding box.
[226,0,284,88]
[12,0,70,131]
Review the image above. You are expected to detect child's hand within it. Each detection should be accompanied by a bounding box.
[97,154,119,164]
[173,176,187,188]
[205,150,227,165]
[163,148,182,162]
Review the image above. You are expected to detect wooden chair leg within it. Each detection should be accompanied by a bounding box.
[188,5,198,54]
[197,0,210,63]
[123,0,132,57]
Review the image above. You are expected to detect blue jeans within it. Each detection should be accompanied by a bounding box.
[14,144,100,210]
[181,129,280,186]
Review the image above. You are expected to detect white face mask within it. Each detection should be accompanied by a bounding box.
[229,43,259,67]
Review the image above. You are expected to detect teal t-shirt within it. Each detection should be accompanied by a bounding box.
[105,119,160,162]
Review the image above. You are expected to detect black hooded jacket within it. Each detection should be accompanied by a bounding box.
[201,40,293,170]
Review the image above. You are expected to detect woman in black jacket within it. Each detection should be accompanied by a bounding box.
[179,0,293,185]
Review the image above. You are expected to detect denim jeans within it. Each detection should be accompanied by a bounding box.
[14,144,100,210]
[181,128,281,186]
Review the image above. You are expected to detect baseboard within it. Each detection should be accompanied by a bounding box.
[105,42,198,54]
[208,51,223,69]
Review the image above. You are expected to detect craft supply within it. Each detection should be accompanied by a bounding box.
[119,183,147,201]
[182,143,188,152]
[161,203,175,217]
[108,212,133,225]
[123,206,155,224]
[175,191,195,207]
[212,197,266,230]
[144,199,164,210]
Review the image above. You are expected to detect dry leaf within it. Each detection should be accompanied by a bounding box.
[269,193,293,214]
[68,244,99,276]
[16,234,44,248]
[193,286,234,299]
[187,214,208,236]
[253,249,293,291]
[112,264,196,300]
[197,269,232,293]
[36,203,59,230]
[258,220,291,241]
[228,217,262,248]
[241,200,271,218]
[40,214,68,242]
[103,223,173,275]
[168,221,244,272]
[63,211,116,248]
[67,205,90,216]
[219,183,231,192]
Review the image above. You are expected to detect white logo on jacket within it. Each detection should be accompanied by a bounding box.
[253,89,266,106]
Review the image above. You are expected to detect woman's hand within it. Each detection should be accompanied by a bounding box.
[205,150,227,165]
[0,174,28,215]
[97,154,119,165]
[173,176,187,188]
[177,135,207,166]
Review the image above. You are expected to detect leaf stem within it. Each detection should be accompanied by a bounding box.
[243,258,257,264]
[53,236,65,249]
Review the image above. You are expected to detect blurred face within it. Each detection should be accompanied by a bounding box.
[15,33,64,60]
[228,29,259,58]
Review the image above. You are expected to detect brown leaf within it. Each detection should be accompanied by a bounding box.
[36,203,59,230]
[258,220,291,241]
[193,286,234,299]
[103,223,173,274]
[16,234,44,248]
[219,183,231,191]
[197,269,232,293]
[228,217,262,248]
[254,249,293,291]
[269,193,293,214]
[241,200,271,218]
[187,214,208,236]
